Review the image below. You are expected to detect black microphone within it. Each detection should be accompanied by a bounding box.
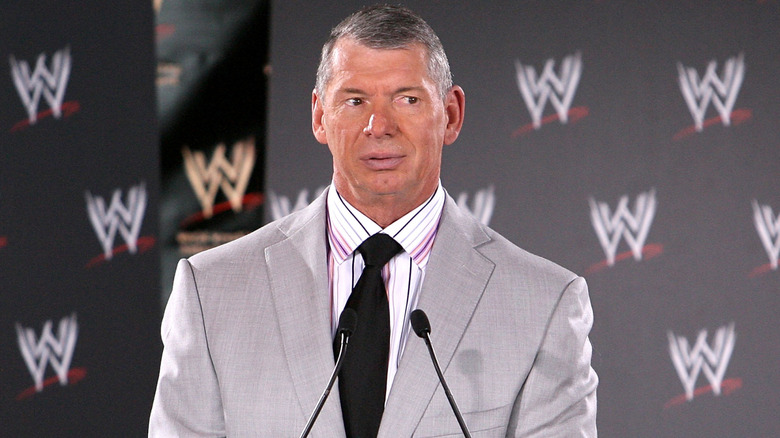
[299,308,357,438]
[410,309,472,438]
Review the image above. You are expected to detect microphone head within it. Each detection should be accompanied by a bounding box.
[410,309,431,338]
[337,308,358,336]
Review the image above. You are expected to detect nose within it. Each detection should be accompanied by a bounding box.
[362,106,396,137]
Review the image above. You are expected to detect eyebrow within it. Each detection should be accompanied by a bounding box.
[340,87,367,95]
[337,86,427,96]
[395,86,426,95]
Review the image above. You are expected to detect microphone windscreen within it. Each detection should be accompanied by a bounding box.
[410,309,431,337]
[338,308,358,336]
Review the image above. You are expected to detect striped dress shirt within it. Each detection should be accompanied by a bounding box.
[326,182,445,401]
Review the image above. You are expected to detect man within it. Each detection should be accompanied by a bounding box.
[150,5,597,437]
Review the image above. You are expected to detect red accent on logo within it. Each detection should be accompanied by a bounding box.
[179,192,264,229]
[156,23,176,41]
[748,261,779,278]
[663,377,742,409]
[10,101,81,133]
[584,243,663,275]
[16,367,87,401]
[511,106,589,138]
[672,108,752,141]
[85,235,156,268]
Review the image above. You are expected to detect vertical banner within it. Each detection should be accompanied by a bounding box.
[266,1,780,436]
[0,2,161,435]
[154,0,269,304]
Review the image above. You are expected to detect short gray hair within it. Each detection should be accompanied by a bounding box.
[315,4,453,102]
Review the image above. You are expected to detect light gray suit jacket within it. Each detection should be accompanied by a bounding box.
[149,189,597,437]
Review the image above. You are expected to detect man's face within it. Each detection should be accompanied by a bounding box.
[312,38,464,222]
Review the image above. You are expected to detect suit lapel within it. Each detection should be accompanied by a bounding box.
[264,191,346,437]
[379,196,495,437]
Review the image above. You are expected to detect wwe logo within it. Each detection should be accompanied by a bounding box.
[752,200,780,270]
[268,186,326,221]
[86,183,147,260]
[182,138,256,219]
[668,323,736,401]
[9,47,72,125]
[515,52,582,129]
[589,189,656,267]
[456,186,495,226]
[16,314,79,392]
[678,53,745,132]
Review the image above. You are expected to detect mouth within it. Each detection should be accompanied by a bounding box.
[361,154,405,170]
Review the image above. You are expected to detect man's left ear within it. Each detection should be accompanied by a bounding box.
[443,85,465,145]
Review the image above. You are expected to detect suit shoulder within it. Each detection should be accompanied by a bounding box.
[441,195,577,285]
[479,224,578,285]
[186,203,322,271]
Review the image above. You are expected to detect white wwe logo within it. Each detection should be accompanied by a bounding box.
[182,138,256,219]
[752,200,780,270]
[457,186,495,226]
[86,183,147,260]
[9,47,72,125]
[515,52,582,129]
[267,186,326,221]
[589,189,656,267]
[16,314,79,392]
[677,53,745,132]
[668,323,736,401]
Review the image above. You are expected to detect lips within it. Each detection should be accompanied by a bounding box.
[361,153,405,170]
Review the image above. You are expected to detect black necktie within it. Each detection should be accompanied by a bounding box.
[334,233,403,438]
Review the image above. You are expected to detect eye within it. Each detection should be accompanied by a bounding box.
[402,96,419,104]
[346,97,363,106]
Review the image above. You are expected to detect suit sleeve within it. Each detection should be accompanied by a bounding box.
[149,259,226,437]
[508,276,598,437]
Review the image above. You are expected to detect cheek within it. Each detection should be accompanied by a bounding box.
[323,118,350,150]
[414,141,443,176]
[326,125,363,168]
[427,146,444,169]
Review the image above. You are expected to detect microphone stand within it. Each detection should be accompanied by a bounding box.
[411,309,472,438]
[299,309,356,438]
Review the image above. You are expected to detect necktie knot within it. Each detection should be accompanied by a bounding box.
[357,233,403,268]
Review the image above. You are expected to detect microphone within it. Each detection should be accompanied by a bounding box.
[410,309,472,438]
[299,308,357,438]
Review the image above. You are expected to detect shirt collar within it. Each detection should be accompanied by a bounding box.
[326,182,445,266]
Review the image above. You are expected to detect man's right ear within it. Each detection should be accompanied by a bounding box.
[311,90,328,145]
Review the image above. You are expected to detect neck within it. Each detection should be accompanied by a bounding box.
[359,201,415,228]
[335,185,438,229]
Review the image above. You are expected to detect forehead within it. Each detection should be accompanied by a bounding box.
[327,39,432,88]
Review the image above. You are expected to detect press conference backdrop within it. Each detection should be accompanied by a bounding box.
[265,1,780,437]
[2,1,779,437]
[0,1,161,436]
